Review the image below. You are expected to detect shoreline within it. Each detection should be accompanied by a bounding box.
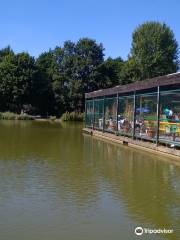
[83,128,180,162]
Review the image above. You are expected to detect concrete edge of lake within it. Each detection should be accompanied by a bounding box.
[83,128,180,162]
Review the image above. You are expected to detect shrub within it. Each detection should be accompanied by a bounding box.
[61,111,84,122]
[0,112,34,120]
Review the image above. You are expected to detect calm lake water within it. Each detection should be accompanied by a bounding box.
[0,121,179,240]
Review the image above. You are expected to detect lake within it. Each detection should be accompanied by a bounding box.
[0,121,179,240]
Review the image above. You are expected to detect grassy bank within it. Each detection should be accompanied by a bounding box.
[0,111,84,122]
[0,112,34,120]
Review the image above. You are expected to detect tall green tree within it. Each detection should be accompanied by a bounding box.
[96,57,124,88]
[130,21,179,80]
[0,46,14,62]
[46,38,104,112]
[53,42,76,114]
[0,50,36,112]
[69,38,104,111]
[35,51,56,115]
[120,58,141,84]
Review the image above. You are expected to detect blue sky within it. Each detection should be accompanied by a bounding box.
[0,0,179,59]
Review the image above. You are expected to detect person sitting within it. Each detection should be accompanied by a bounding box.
[172,112,179,121]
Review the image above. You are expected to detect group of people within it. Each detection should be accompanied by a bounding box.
[162,108,180,122]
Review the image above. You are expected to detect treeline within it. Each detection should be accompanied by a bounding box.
[0,21,179,116]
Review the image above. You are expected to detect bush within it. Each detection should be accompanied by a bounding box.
[61,111,84,122]
[0,112,34,120]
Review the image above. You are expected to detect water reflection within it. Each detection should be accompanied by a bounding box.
[83,135,180,239]
[0,121,179,240]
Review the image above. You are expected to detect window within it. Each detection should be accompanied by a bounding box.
[118,95,134,136]
[135,92,157,141]
[159,89,180,145]
[104,97,117,132]
[94,98,104,130]
[85,99,94,128]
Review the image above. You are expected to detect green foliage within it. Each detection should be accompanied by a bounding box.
[0,112,34,120]
[130,21,179,80]
[61,111,84,122]
[33,51,55,115]
[120,58,141,83]
[0,22,179,116]
[0,49,37,112]
[97,57,124,88]
[37,38,104,114]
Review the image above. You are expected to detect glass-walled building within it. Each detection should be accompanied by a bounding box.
[159,89,180,145]
[118,95,134,137]
[134,91,158,142]
[85,73,180,149]
[94,98,104,130]
[104,96,117,132]
[85,99,94,128]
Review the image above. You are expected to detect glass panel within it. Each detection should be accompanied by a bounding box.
[159,89,180,146]
[104,97,117,132]
[85,99,94,128]
[94,98,104,130]
[135,92,157,141]
[118,95,134,136]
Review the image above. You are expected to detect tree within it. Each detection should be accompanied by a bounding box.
[130,21,179,80]
[96,57,124,88]
[0,51,36,112]
[69,38,104,111]
[53,42,76,114]
[35,51,56,115]
[0,51,16,111]
[46,38,105,113]
[0,46,14,62]
[120,58,141,84]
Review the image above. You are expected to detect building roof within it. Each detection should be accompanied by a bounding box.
[85,72,180,99]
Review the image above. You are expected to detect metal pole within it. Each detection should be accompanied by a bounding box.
[116,93,119,134]
[103,96,105,132]
[85,98,87,128]
[156,86,160,146]
[93,98,95,130]
[132,91,136,139]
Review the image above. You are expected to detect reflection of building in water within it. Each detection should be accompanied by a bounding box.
[102,140,180,239]
[83,135,180,239]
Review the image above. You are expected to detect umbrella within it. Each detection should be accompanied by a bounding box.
[136,107,150,113]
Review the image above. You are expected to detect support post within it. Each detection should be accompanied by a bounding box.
[132,91,136,139]
[156,86,160,146]
[85,98,87,128]
[93,98,95,130]
[116,93,119,134]
[103,96,105,132]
